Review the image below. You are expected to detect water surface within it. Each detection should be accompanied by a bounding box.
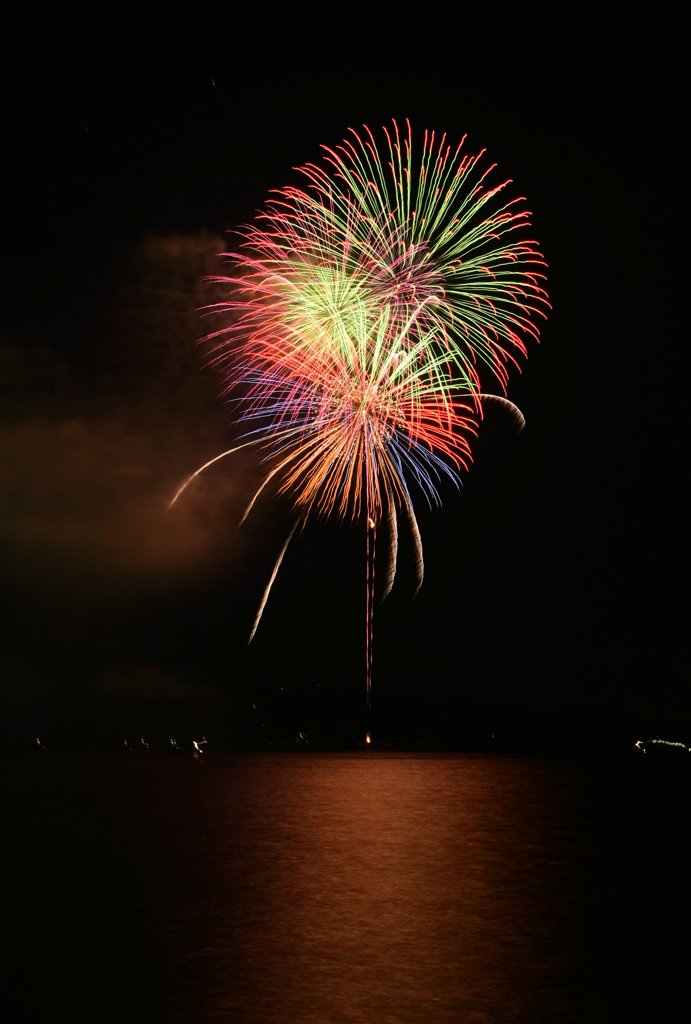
[3,750,687,1022]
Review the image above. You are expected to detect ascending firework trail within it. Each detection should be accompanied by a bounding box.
[170,119,550,725]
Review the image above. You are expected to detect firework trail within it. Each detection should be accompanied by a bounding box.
[171,119,550,717]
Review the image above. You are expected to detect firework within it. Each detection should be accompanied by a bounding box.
[172,119,550,714]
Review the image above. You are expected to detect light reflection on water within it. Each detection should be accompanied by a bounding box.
[3,751,686,1022]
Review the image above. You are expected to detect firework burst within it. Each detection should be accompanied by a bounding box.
[172,119,550,714]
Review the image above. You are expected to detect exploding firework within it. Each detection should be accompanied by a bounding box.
[171,119,550,713]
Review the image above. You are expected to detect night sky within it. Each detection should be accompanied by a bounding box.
[1,7,687,750]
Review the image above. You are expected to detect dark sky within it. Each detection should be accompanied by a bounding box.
[1,7,687,747]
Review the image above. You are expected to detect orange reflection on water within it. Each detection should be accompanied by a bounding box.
[171,753,585,1023]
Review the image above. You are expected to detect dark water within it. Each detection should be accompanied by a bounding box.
[2,750,689,1023]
